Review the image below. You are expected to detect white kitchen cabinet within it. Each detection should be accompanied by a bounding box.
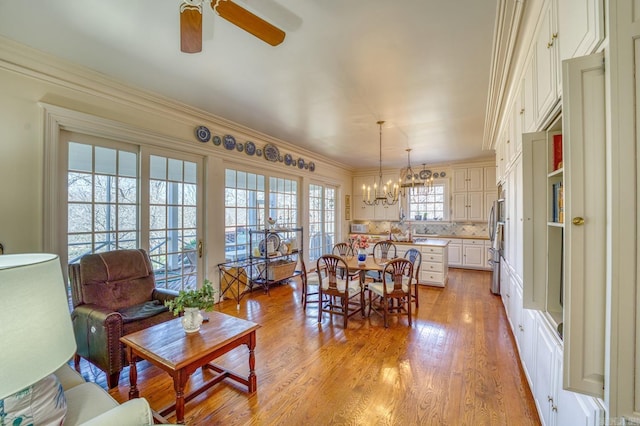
[557,0,604,61]
[484,166,497,191]
[444,238,462,267]
[462,239,485,269]
[420,243,449,287]
[534,0,560,124]
[452,167,484,192]
[534,320,559,426]
[522,55,537,132]
[484,240,492,270]
[451,191,484,222]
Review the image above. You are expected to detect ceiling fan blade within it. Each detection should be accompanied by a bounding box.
[212,0,285,46]
[180,2,203,53]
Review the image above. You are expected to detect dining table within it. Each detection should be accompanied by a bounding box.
[343,254,386,287]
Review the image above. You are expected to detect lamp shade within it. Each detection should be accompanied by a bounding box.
[0,253,76,399]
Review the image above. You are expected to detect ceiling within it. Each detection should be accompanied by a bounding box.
[0,0,497,169]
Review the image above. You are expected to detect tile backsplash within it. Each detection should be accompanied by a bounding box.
[359,221,488,238]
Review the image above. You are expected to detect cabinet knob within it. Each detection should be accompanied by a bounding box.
[572,217,585,226]
[520,108,524,115]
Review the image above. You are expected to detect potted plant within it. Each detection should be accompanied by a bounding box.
[165,279,216,333]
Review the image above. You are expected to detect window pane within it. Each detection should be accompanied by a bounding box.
[68,172,92,202]
[68,142,92,172]
[68,203,92,233]
[184,161,196,184]
[150,155,166,180]
[168,158,182,181]
[150,180,166,204]
[119,151,137,177]
[118,177,137,203]
[95,146,116,175]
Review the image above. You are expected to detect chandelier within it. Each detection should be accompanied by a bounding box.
[362,121,400,206]
[400,148,435,196]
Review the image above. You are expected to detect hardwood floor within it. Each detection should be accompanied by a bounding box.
[79,268,540,425]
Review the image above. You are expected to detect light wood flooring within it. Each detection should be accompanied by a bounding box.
[78,268,540,425]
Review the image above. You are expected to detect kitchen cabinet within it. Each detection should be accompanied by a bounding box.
[451,191,484,222]
[483,240,492,270]
[419,243,449,287]
[557,0,604,61]
[452,164,497,223]
[534,0,560,124]
[462,239,485,269]
[444,238,462,267]
[522,56,537,132]
[452,167,484,192]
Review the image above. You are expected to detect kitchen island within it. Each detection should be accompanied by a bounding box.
[393,239,449,287]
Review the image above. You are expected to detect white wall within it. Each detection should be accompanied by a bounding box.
[0,39,353,271]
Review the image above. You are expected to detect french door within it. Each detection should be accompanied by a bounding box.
[61,131,203,291]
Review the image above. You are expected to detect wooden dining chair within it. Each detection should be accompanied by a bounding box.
[299,258,321,309]
[403,248,422,307]
[317,254,363,328]
[367,240,397,282]
[368,258,413,327]
[332,242,360,281]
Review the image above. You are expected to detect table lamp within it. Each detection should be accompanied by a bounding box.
[0,253,76,399]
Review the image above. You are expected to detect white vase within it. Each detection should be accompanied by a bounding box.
[181,307,204,333]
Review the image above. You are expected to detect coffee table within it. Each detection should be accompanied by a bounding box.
[120,311,260,424]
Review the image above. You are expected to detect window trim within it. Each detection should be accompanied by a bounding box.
[404,178,450,222]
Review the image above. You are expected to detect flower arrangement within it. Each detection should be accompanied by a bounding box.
[350,234,370,250]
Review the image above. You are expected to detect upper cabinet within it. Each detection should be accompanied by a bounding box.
[557,0,604,61]
[452,165,497,223]
[534,0,560,125]
[452,167,484,192]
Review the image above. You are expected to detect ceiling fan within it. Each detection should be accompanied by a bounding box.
[180,0,286,53]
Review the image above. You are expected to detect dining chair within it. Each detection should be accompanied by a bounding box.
[367,240,397,282]
[403,248,422,307]
[332,242,360,281]
[368,258,413,328]
[299,258,321,309]
[316,254,363,328]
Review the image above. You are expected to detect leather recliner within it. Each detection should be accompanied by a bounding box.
[69,249,177,389]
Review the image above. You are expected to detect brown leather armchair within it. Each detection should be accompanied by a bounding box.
[68,249,177,389]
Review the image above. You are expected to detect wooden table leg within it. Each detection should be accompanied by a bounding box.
[174,370,188,424]
[248,331,257,392]
[127,347,139,399]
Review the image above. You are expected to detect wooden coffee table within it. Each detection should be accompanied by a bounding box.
[120,311,260,424]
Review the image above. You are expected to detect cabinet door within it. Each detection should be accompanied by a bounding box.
[462,243,484,268]
[451,193,468,222]
[484,166,497,191]
[448,243,462,267]
[520,308,537,385]
[562,52,606,397]
[557,0,604,61]
[452,169,468,192]
[484,191,498,224]
[522,56,537,132]
[467,192,484,222]
[534,323,559,426]
[535,0,559,122]
[467,167,484,191]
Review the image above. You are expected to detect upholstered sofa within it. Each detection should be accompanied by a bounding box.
[54,363,158,425]
[69,249,177,388]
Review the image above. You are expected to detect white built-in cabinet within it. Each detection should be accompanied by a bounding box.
[461,239,485,269]
[445,238,462,267]
[490,0,606,419]
[451,165,497,222]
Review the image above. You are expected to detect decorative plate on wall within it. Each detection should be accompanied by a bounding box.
[309,162,315,172]
[195,126,211,143]
[256,149,262,157]
[212,135,222,146]
[297,158,305,169]
[284,153,293,165]
[223,135,236,150]
[236,143,244,152]
[263,144,279,162]
[245,141,256,155]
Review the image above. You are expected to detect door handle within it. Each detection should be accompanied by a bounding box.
[572,217,585,226]
[198,240,203,258]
